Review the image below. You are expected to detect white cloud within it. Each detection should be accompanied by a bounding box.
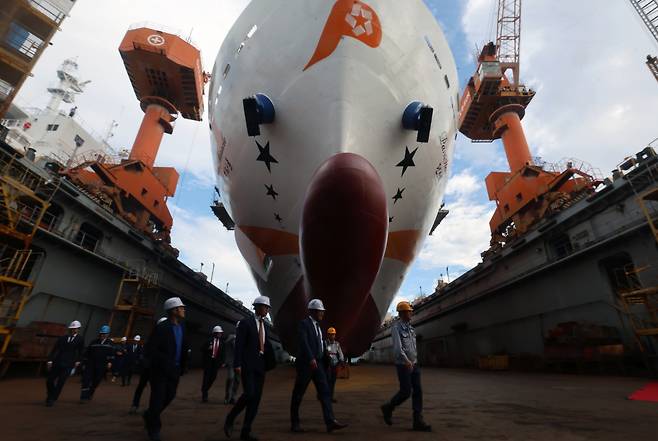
[445,168,482,197]
[418,196,494,270]
[169,204,258,306]
[462,0,658,175]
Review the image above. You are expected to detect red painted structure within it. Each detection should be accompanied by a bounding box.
[63,28,206,243]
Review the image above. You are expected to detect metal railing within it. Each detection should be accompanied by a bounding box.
[72,229,101,253]
[27,0,66,24]
[4,25,44,60]
[0,80,14,100]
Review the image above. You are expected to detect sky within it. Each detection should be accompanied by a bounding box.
[14,0,658,310]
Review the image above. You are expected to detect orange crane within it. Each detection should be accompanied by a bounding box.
[459,0,599,250]
[63,27,206,244]
[628,0,658,83]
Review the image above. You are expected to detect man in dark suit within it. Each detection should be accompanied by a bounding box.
[130,318,168,414]
[224,296,276,441]
[201,325,225,402]
[290,299,348,433]
[45,320,85,406]
[122,335,143,387]
[143,297,189,441]
[80,324,114,401]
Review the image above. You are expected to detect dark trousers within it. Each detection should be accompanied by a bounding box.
[227,369,265,435]
[46,365,71,402]
[327,365,338,399]
[144,371,180,435]
[290,361,334,426]
[225,366,240,401]
[132,369,150,407]
[121,362,134,386]
[201,364,220,399]
[389,364,423,413]
[80,364,104,400]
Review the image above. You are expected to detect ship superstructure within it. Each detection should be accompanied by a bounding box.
[1,59,114,166]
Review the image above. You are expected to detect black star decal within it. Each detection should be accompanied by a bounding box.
[265,184,278,200]
[389,216,394,223]
[392,188,405,204]
[274,213,282,222]
[256,140,278,172]
[396,146,418,177]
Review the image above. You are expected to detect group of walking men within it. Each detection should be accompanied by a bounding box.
[44,294,431,440]
[45,322,143,406]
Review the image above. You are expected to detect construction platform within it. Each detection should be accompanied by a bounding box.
[0,364,656,440]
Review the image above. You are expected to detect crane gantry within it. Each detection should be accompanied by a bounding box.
[628,0,658,82]
[458,0,599,250]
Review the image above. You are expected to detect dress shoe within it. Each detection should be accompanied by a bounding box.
[240,431,258,441]
[381,403,393,426]
[291,424,304,433]
[202,396,208,403]
[229,398,236,404]
[147,431,161,441]
[45,400,54,407]
[327,420,348,432]
[413,413,432,432]
[224,415,234,439]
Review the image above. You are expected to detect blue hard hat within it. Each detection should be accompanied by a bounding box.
[99,325,110,334]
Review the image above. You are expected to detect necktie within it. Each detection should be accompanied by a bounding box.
[315,323,323,357]
[68,336,72,343]
[212,338,218,358]
[258,318,265,354]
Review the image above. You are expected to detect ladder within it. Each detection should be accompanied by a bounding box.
[0,150,56,362]
[108,265,160,339]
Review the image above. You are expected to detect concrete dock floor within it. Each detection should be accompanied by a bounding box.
[0,364,656,441]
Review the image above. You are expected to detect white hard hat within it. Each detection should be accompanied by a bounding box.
[164,297,185,311]
[308,298,326,311]
[134,335,141,341]
[121,336,127,342]
[68,320,81,329]
[157,317,167,324]
[252,296,271,307]
[212,325,224,333]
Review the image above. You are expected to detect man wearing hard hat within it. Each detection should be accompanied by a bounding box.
[121,335,143,387]
[80,324,114,401]
[45,320,84,407]
[201,325,226,402]
[290,299,348,433]
[130,318,167,415]
[325,327,345,403]
[224,296,276,441]
[380,301,431,432]
[143,297,189,441]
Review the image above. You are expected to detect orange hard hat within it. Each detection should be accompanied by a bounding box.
[396,301,413,312]
[327,327,336,334]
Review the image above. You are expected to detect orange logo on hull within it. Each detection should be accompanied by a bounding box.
[304,0,382,71]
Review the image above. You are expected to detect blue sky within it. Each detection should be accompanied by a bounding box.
[14,0,658,310]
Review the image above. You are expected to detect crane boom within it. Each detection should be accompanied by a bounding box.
[496,0,522,87]
[628,0,658,82]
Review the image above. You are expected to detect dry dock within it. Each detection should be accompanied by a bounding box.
[0,365,656,441]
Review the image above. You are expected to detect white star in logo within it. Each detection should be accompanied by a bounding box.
[344,3,374,37]
[147,35,165,46]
